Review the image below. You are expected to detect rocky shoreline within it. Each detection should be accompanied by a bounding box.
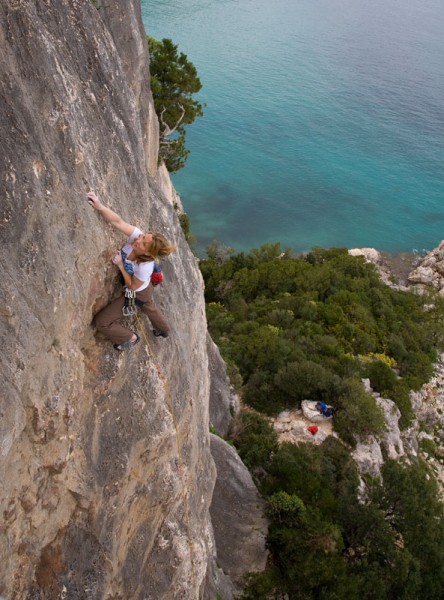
[348,247,414,289]
[349,241,444,294]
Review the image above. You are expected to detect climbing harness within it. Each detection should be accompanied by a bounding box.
[121,262,162,317]
[122,287,137,316]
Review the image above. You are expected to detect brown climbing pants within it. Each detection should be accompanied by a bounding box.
[93,285,169,345]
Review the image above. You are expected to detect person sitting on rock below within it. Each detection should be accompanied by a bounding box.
[315,401,333,418]
[87,191,176,351]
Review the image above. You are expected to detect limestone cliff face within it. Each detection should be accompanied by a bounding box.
[0,2,217,598]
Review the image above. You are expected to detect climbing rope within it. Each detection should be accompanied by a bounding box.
[134,311,197,588]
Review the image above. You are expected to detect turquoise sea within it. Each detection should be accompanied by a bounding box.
[141,0,444,256]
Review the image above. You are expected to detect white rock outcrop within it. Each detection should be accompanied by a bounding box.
[348,247,409,290]
[408,241,444,295]
[352,382,404,478]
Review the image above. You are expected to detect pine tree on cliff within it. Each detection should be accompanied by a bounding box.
[148,36,204,172]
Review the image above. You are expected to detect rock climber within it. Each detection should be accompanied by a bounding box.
[87,191,176,351]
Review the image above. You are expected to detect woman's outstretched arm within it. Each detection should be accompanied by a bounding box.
[86,192,135,236]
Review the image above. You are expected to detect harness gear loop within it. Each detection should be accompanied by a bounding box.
[122,287,137,316]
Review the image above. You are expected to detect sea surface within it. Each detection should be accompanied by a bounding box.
[141,0,444,256]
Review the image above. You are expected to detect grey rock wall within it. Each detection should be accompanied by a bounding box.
[97,0,159,177]
[209,435,268,594]
[0,3,269,598]
[0,1,215,598]
[207,333,239,437]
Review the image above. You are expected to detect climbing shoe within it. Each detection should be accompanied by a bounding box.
[113,334,140,351]
[153,329,169,338]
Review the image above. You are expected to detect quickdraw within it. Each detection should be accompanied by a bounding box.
[122,287,137,316]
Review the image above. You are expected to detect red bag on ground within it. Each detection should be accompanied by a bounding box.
[308,425,318,435]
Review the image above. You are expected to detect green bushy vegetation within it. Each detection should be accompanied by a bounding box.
[237,428,444,599]
[229,410,278,469]
[200,243,444,599]
[201,243,444,438]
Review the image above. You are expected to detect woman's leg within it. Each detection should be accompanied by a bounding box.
[93,296,135,344]
[136,285,170,333]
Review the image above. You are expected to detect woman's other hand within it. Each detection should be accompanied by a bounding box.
[86,191,103,211]
[112,252,124,268]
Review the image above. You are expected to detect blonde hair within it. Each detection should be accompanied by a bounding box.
[135,232,176,264]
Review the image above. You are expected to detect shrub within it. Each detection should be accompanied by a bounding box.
[365,360,398,394]
[240,569,281,600]
[266,491,306,525]
[224,358,243,392]
[242,370,276,414]
[399,350,435,390]
[389,381,415,429]
[178,212,193,241]
[420,438,437,457]
[231,410,278,469]
[334,378,386,447]
[273,360,341,408]
[375,460,444,600]
[388,333,408,362]
[360,352,397,368]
